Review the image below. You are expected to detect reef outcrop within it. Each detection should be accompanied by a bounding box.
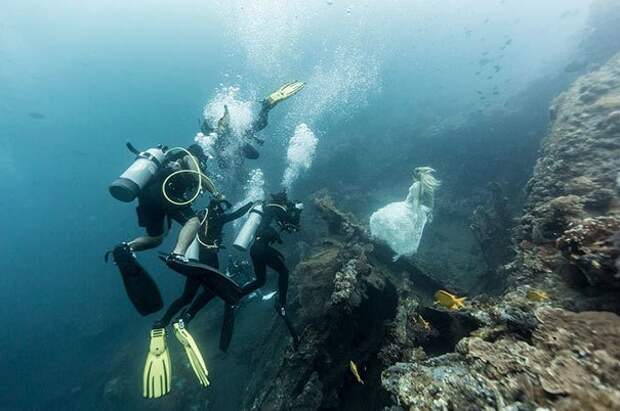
[378,51,620,410]
[242,51,620,411]
[510,52,620,310]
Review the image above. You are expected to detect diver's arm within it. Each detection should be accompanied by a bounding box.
[223,202,254,223]
[199,172,220,198]
[181,154,221,197]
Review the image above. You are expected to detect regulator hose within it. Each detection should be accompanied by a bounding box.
[161,147,206,206]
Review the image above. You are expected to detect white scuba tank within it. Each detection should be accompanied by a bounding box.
[233,204,264,252]
[185,238,200,260]
[109,147,167,202]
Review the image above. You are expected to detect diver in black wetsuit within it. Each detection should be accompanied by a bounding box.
[107,144,219,316]
[200,81,305,163]
[154,199,254,329]
[241,191,302,315]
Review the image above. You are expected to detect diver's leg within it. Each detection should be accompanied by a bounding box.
[130,201,167,251]
[128,234,164,251]
[172,216,200,255]
[266,249,289,307]
[241,254,267,296]
[181,288,216,324]
[154,277,201,328]
[252,103,270,133]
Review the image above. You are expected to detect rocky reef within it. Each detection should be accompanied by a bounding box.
[511,51,620,307]
[241,52,620,411]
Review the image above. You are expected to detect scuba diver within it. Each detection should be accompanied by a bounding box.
[106,143,220,317]
[200,81,305,163]
[233,191,303,347]
[142,198,253,399]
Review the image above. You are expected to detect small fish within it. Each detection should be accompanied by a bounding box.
[349,361,364,384]
[28,112,45,119]
[416,314,431,330]
[434,290,466,310]
[526,289,548,302]
[262,291,277,301]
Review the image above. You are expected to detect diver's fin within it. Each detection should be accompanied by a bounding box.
[142,328,172,399]
[111,243,163,316]
[219,304,236,352]
[263,81,305,109]
[275,305,300,350]
[173,320,209,387]
[241,143,260,160]
[161,256,242,305]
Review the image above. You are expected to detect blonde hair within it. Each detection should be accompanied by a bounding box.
[414,167,441,195]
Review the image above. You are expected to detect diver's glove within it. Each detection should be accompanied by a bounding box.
[426,210,434,223]
[274,303,286,317]
[252,136,265,146]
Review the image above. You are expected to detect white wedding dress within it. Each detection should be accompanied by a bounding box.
[369,181,431,260]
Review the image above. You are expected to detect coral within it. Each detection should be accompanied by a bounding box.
[382,307,620,410]
[511,52,620,296]
[242,202,398,411]
[556,216,620,288]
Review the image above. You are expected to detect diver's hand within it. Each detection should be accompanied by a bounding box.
[274,303,286,317]
[427,211,434,223]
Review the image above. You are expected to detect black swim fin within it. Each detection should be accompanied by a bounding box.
[107,243,163,316]
[161,256,243,305]
[241,143,259,160]
[276,305,300,351]
[219,304,236,352]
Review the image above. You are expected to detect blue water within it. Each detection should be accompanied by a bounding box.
[0,1,596,409]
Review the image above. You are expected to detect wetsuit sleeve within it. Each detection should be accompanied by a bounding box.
[223,202,253,223]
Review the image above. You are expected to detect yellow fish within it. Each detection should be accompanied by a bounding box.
[526,289,548,302]
[434,290,466,310]
[416,314,431,330]
[349,361,364,384]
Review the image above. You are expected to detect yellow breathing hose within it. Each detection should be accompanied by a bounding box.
[161,147,206,206]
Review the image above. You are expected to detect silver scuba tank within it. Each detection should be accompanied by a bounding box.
[185,238,200,260]
[109,144,167,202]
[233,204,264,252]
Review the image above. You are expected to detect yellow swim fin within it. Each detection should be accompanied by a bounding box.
[142,328,172,399]
[264,81,305,109]
[173,320,210,387]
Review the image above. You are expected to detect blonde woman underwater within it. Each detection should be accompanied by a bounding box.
[369,167,441,260]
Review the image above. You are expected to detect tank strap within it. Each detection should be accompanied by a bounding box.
[138,151,163,168]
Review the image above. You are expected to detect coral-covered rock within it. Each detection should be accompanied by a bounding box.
[511,52,620,294]
[557,216,620,288]
[382,307,620,410]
